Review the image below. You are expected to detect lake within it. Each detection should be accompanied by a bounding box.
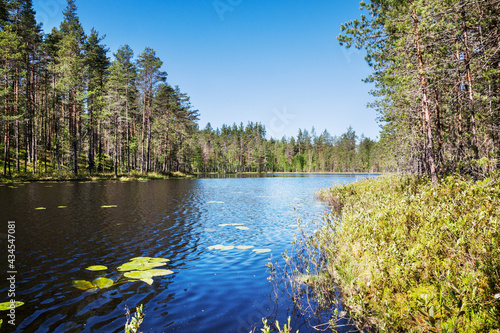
[0,174,375,332]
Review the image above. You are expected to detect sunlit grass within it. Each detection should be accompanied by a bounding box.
[310,173,500,331]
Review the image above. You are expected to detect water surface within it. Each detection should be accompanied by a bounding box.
[0,174,374,332]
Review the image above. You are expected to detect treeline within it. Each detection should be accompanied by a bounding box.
[194,123,381,173]
[339,0,500,182]
[1,0,383,177]
[0,0,199,176]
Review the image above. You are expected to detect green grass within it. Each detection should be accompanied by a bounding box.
[311,173,500,332]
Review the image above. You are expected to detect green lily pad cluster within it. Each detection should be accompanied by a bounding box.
[73,277,114,291]
[72,257,173,292]
[118,257,173,285]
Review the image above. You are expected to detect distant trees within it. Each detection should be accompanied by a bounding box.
[339,0,500,181]
[193,123,381,173]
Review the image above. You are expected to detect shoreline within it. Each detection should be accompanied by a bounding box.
[0,171,196,183]
[0,171,382,183]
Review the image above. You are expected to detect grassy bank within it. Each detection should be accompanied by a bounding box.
[0,171,195,183]
[311,174,500,332]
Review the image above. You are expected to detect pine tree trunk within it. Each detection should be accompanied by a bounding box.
[461,1,478,159]
[413,9,438,185]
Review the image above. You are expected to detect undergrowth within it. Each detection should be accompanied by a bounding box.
[308,173,500,332]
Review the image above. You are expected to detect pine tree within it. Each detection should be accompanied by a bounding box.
[136,47,166,173]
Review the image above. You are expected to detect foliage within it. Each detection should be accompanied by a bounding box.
[252,317,298,333]
[339,0,500,181]
[310,174,500,332]
[124,304,144,333]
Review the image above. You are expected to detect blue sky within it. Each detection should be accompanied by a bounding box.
[33,0,378,140]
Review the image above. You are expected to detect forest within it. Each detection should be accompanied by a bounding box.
[0,0,381,179]
[339,0,500,182]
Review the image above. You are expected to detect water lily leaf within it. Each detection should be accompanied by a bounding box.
[236,245,254,250]
[145,269,174,277]
[58,206,67,209]
[130,257,154,261]
[35,207,46,210]
[101,205,117,208]
[235,226,250,230]
[92,277,114,289]
[207,244,234,250]
[72,280,94,290]
[117,261,166,272]
[140,278,154,285]
[252,249,272,253]
[86,265,107,271]
[8,186,17,189]
[218,223,244,227]
[0,301,24,311]
[149,258,170,263]
[131,257,170,263]
[124,271,153,280]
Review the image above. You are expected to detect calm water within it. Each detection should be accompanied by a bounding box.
[0,174,374,332]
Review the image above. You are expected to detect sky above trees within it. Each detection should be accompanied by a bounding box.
[32,0,378,140]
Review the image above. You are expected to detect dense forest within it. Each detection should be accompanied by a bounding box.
[339,0,500,182]
[0,0,381,177]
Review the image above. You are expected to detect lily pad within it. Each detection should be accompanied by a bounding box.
[208,244,234,250]
[130,257,154,261]
[101,205,117,208]
[218,223,244,227]
[58,206,67,209]
[140,278,154,285]
[72,280,94,290]
[86,265,108,271]
[124,271,153,280]
[145,269,174,277]
[0,301,24,311]
[92,277,114,289]
[236,245,254,250]
[252,249,272,253]
[235,226,250,230]
[35,207,46,210]
[118,261,166,272]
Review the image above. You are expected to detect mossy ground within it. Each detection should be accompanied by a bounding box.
[312,173,500,332]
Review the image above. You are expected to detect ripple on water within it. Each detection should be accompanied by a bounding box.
[0,175,376,332]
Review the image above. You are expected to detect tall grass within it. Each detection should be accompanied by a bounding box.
[303,173,500,332]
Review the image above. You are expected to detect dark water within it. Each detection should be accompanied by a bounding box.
[0,174,375,332]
